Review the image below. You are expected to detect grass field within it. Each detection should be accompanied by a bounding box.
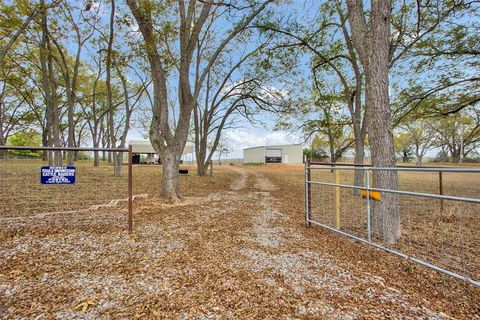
[0,160,479,318]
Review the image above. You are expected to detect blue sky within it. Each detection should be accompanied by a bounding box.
[127,113,303,159]
[123,0,314,159]
[69,0,476,160]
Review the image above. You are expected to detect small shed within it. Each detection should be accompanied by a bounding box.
[243,144,303,164]
[126,139,194,164]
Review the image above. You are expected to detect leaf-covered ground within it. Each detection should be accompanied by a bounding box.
[0,165,479,319]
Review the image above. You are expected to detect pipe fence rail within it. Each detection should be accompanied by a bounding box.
[0,145,133,234]
[305,161,480,287]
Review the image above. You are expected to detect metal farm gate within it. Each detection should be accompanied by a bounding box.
[305,161,480,287]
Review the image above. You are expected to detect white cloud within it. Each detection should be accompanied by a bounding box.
[127,127,303,160]
[224,128,302,158]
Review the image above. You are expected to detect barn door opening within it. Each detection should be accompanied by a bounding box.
[265,148,282,163]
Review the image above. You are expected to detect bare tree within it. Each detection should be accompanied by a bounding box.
[106,0,119,174]
[126,0,274,201]
[431,109,480,163]
[193,35,284,176]
[39,0,62,165]
[50,2,96,165]
[258,1,368,187]
[112,58,150,170]
[80,47,106,166]
[402,120,436,166]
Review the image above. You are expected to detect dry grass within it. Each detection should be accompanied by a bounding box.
[303,165,480,281]
[251,164,480,316]
[0,161,479,318]
[0,159,225,218]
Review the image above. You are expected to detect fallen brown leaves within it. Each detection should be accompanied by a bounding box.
[0,164,479,319]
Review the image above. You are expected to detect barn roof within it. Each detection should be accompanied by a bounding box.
[128,139,194,154]
[243,143,302,151]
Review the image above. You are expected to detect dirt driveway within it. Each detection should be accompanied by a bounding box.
[0,165,478,318]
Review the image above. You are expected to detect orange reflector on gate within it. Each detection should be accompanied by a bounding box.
[361,190,382,201]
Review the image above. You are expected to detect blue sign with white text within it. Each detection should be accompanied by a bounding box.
[40,166,76,184]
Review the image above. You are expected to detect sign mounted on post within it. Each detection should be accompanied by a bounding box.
[40,166,76,184]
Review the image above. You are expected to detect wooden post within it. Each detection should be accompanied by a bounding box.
[128,145,133,233]
[210,160,213,183]
[439,171,444,212]
[335,168,341,229]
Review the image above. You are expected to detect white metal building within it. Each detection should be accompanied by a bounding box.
[243,144,303,164]
[126,139,194,164]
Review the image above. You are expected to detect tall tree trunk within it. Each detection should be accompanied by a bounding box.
[114,152,123,175]
[94,151,100,166]
[93,137,100,166]
[416,155,423,166]
[353,138,365,185]
[347,0,400,244]
[42,130,48,161]
[337,2,367,188]
[0,135,5,158]
[160,149,181,199]
[451,150,460,163]
[0,108,5,157]
[127,0,271,201]
[65,93,75,165]
[351,92,367,189]
[196,151,208,176]
[39,0,57,166]
[106,0,118,174]
[50,62,61,166]
[330,144,336,164]
[195,132,210,176]
[113,61,134,176]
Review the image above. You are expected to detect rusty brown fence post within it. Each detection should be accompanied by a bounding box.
[128,145,133,233]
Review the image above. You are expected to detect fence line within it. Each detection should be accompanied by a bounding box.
[305,160,480,287]
[0,146,129,152]
[309,161,480,172]
[0,145,134,233]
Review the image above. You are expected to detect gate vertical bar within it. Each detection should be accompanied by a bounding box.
[439,171,444,211]
[128,145,133,233]
[305,158,311,226]
[335,168,341,229]
[366,168,372,242]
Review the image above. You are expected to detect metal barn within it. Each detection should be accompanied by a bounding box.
[243,144,303,164]
[126,139,194,164]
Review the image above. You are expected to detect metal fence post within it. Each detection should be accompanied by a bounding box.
[335,168,341,229]
[128,145,133,234]
[365,168,372,242]
[303,162,480,286]
[305,159,311,226]
[439,171,444,211]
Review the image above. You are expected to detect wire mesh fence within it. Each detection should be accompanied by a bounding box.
[305,162,480,287]
[0,146,133,234]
